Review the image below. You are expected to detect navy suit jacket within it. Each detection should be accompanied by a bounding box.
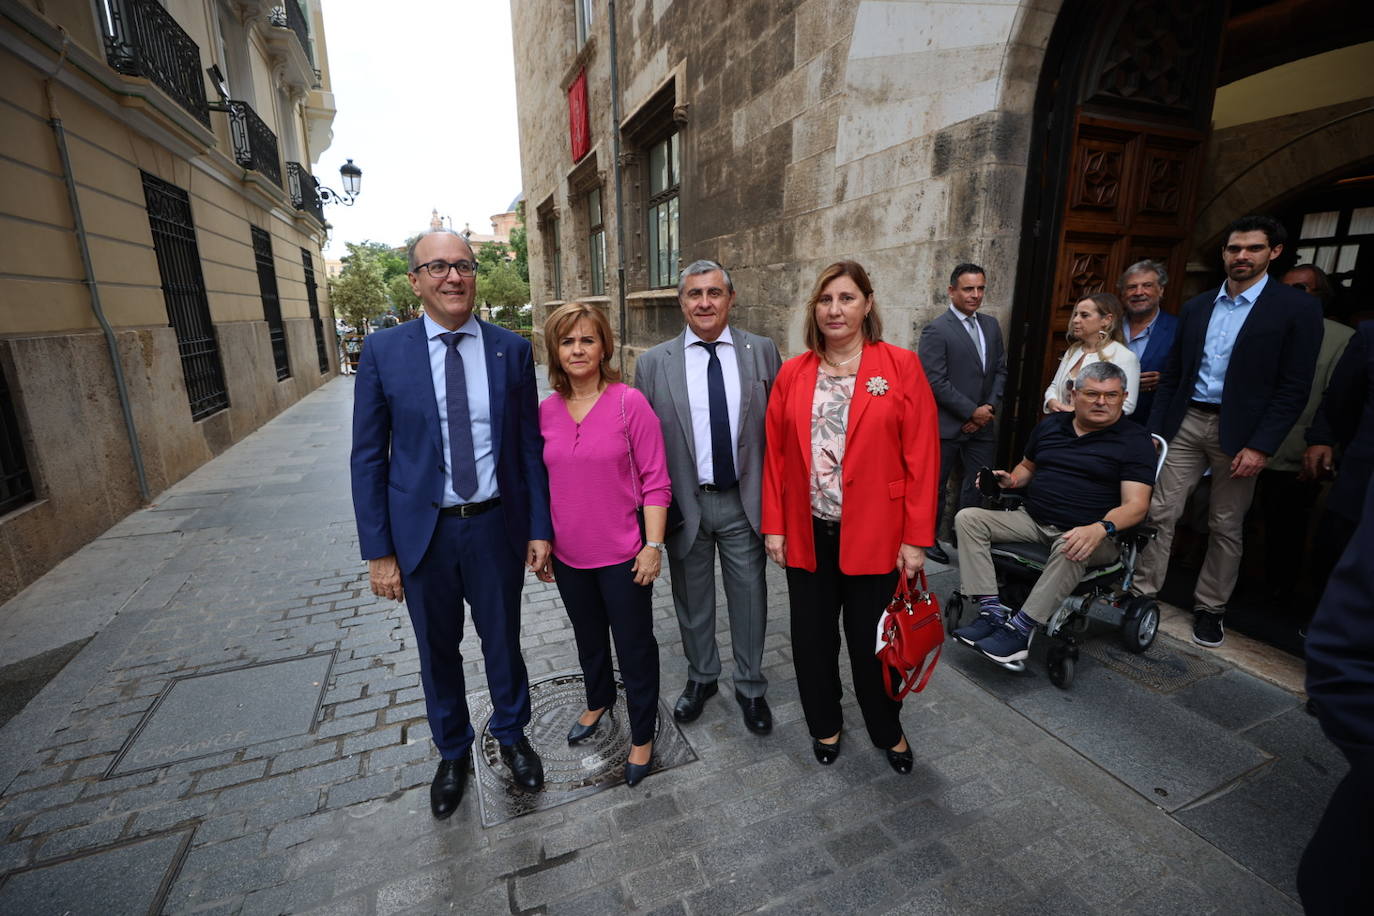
[350,317,552,575]
[1128,309,1178,425]
[1147,279,1322,455]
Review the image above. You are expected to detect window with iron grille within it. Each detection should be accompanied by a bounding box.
[251,227,291,380]
[588,187,606,296]
[647,131,680,289]
[141,171,229,421]
[547,215,563,300]
[0,363,36,516]
[302,247,328,374]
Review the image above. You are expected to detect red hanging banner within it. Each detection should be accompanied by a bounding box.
[568,68,590,163]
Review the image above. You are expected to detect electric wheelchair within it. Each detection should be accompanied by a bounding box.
[944,434,1167,689]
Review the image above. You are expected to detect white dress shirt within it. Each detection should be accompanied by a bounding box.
[683,324,742,486]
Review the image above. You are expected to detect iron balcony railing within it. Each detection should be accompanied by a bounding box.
[270,1,314,65]
[227,100,282,188]
[286,162,326,226]
[101,0,211,127]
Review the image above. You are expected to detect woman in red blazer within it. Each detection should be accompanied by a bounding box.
[763,261,940,774]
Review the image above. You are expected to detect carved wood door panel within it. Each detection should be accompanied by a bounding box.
[1041,115,1204,392]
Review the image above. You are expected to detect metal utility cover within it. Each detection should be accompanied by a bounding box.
[107,652,334,776]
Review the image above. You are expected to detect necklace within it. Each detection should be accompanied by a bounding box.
[823,348,862,369]
[567,388,603,401]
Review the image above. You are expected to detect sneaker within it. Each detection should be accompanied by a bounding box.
[953,610,1007,646]
[1192,610,1224,648]
[975,622,1031,663]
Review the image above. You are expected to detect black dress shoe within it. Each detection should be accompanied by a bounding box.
[673,680,718,723]
[812,736,841,766]
[430,755,469,819]
[567,708,609,745]
[735,690,773,734]
[926,543,950,565]
[885,742,914,775]
[499,737,545,790]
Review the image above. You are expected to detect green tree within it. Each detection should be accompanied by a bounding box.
[478,260,531,330]
[387,274,420,320]
[329,242,388,333]
[477,240,512,277]
[347,239,408,283]
[509,201,529,283]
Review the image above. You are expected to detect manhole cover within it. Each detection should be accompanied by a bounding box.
[1081,636,1223,692]
[0,829,191,915]
[469,673,697,826]
[107,652,335,776]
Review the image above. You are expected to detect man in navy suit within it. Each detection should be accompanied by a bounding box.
[1298,474,1374,914]
[1119,259,1178,425]
[350,228,553,818]
[1135,215,1322,648]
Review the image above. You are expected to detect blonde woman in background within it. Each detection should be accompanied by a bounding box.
[1043,292,1141,416]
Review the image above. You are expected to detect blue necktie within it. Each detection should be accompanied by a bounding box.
[698,341,737,490]
[439,332,479,501]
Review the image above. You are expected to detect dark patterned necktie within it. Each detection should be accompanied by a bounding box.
[439,332,479,500]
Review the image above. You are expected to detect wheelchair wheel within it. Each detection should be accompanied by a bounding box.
[1048,654,1075,689]
[1120,597,1160,654]
[945,592,965,636]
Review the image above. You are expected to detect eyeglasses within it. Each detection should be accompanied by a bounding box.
[1077,389,1123,403]
[415,259,477,279]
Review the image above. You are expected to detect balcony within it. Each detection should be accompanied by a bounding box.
[101,0,211,127]
[227,101,282,188]
[270,2,314,65]
[286,162,326,226]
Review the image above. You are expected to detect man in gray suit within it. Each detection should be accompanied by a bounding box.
[918,263,1008,564]
[634,260,782,734]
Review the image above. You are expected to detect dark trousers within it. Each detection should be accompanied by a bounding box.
[786,516,903,748]
[552,556,661,745]
[1311,510,1359,606]
[1298,767,1374,914]
[1256,469,1318,594]
[402,507,529,759]
[937,434,994,541]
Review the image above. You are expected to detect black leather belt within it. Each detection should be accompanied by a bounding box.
[1189,400,1221,414]
[699,483,737,493]
[440,497,501,518]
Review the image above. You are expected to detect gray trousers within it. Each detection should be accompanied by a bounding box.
[667,488,769,697]
[1134,407,1259,611]
[955,506,1118,624]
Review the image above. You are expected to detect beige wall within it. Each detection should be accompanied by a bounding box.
[0,0,339,603]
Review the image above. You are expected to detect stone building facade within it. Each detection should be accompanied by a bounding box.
[512,0,1373,449]
[0,0,342,602]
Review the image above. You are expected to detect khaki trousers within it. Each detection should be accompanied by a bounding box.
[1134,407,1259,610]
[954,506,1118,624]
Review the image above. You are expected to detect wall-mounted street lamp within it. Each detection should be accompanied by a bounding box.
[317,159,362,206]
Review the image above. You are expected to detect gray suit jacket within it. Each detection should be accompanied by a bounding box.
[634,326,782,559]
[918,308,1008,440]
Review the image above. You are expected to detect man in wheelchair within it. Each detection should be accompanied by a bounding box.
[952,362,1156,664]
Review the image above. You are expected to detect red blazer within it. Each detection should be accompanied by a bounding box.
[762,342,940,574]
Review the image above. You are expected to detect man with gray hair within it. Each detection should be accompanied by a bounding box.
[634,260,782,733]
[1120,259,1178,425]
[951,361,1156,664]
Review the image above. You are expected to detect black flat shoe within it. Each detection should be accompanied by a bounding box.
[429,755,469,819]
[812,736,841,765]
[499,737,545,790]
[735,690,773,735]
[567,708,609,745]
[673,680,718,723]
[885,744,914,775]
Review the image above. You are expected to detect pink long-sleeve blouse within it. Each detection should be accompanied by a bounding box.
[539,383,672,569]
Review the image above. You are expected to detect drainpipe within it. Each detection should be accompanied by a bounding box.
[43,31,151,503]
[608,0,628,376]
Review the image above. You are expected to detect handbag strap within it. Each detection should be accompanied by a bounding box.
[619,386,643,507]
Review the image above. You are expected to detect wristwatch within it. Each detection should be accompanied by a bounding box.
[1097,520,1117,536]
[645,541,666,551]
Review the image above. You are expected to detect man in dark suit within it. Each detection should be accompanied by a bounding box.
[1119,259,1178,425]
[1136,215,1322,648]
[350,228,553,819]
[1298,474,1374,914]
[634,260,782,734]
[918,262,1007,564]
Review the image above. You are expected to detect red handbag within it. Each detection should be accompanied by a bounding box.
[875,572,944,701]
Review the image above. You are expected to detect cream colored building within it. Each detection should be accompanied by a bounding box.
[0,0,341,602]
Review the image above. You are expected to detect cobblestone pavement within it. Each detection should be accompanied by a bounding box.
[0,376,1330,914]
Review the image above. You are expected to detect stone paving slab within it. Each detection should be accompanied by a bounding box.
[0,376,1322,913]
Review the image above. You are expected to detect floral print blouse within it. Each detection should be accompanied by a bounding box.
[809,372,856,521]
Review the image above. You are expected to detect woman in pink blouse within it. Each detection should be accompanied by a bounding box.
[537,303,671,787]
